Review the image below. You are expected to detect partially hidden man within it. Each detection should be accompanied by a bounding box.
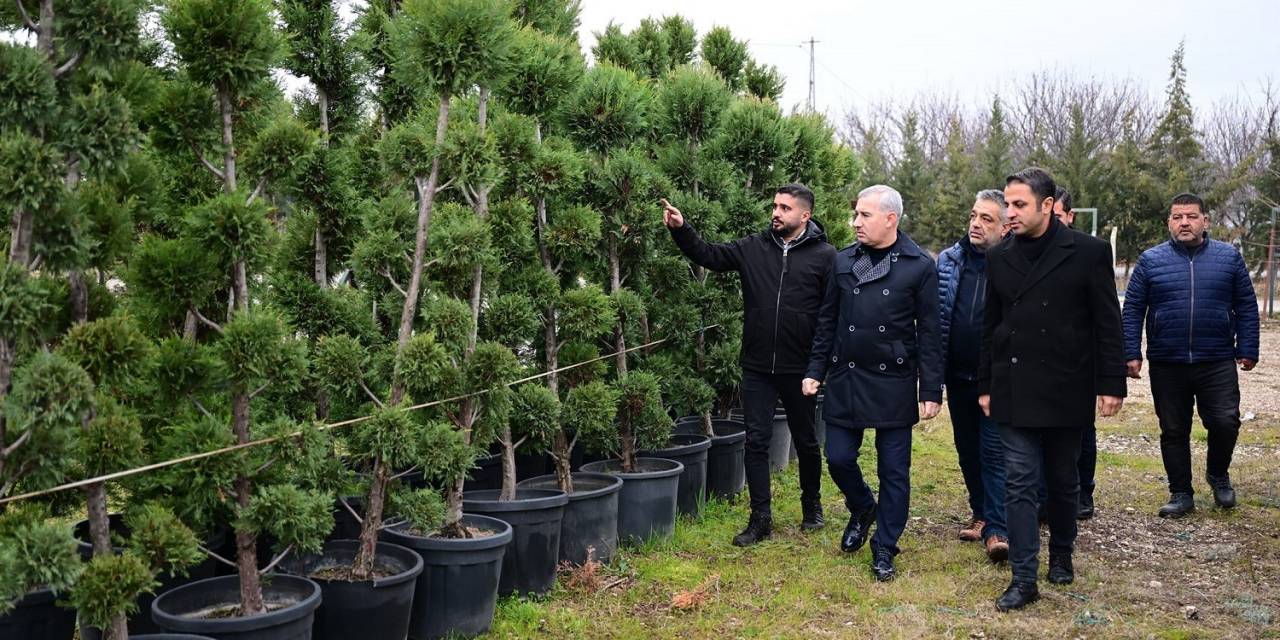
[804,184,943,582]
[662,183,835,547]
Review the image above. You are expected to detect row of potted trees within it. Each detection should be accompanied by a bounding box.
[0,0,857,638]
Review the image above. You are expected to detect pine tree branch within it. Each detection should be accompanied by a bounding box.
[188,394,213,419]
[189,305,223,334]
[338,496,362,524]
[378,518,407,532]
[435,177,455,194]
[389,465,419,481]
[380,269,407,298]
[0,428,32,458]
[197,544,238,569]
[14,0,35,31]
[258,545,294,576]
[360,379,385,409]
[246,177,267,206]
[249,382,270,399]
[52,51,80,78]
[191,144,225,182]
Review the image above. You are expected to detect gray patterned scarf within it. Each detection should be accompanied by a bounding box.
[851,247,892,284]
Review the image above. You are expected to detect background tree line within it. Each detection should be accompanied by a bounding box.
[841,42,1280,274]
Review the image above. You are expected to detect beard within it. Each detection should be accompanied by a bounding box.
[773,218,803,238]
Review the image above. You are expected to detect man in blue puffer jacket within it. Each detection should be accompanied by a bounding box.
[1122,192,1260,518]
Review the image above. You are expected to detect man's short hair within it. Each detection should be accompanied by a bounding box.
[776,183,815,212]
[975,189,1008,221]
[1006,167,1057,204]
[857,184,904,217]
[1170,192,1205,214]
[1054,186,1073,212]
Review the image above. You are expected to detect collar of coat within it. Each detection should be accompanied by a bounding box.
[997,216,1078,295]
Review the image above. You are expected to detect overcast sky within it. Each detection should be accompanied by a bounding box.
[576,0,1279,121]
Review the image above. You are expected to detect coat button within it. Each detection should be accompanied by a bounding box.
[896,357,904,364]
[1040,329,1047,335]
[1011,329,1017,335]
[832,355,838,362]
[848,361,855,369]
[1042,300,1049,307]
[853,287,860,294]
[882,288,890,295]
[879,363,887,371]
[1011,357,1019,364]
[849,325,855,332]
[878,325,886,332]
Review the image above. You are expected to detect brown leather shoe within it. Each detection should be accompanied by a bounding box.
[958,517,986,542]
[985,535,1009,562]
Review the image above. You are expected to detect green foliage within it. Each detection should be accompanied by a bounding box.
[59,315,152,391]
[713,97,791,190]
[125,236,222,324]
[630,18,671,79]
[616,370,670,454]
[215,310,307,393]
[380,109,441,179]
[558,284,616,341]
[392,0,516,98]
[414,420,475,487]
[62,84,140,177]
[511,0,581,40]
[557,341,606,388]
[184,192,274,272]
[3,352,94,493]
[0,42,57,132]
[591,23,636,71]
[350,406,419,472]
[481,293,539,348]
[562,64,650,155]
[59,0,149,67]
[418,294,473,353]
[891,110,930,228]
[123,503,205,576]
[700,27,748,91]
[239,483,333,555]
[562,380,618,455]
[487,198,536,264]
[68,553,155,631]
[509,382,559,452]
[67,179,135,270]
[0,129,65,218]
[743,59,785,103]
[655,65,730,143]
[396,331,459,401]
[500,28,583,118]
[0,518,82,614]
[78,395,146,476]
[243,114,318,187]
[546,204,602,261]
[0,265,59,351]
[390,486,447,534]
[145,337,224,403]
[659,16,697,68]
[163,0,281,93]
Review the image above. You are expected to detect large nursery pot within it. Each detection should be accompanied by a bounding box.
[279,539,423,640]
[728,407,791,472]
[462,488,568,597]
[75,514,225,639]
[0,587,76,640]
[517,472,622,566]
[639,434,711,518]
[380,514,511,640]
[580,457,683,545]
[674,417,746,500]
[150,574,322,640]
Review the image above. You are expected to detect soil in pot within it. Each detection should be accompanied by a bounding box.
[75,514,225,638]
[516,472,622,566]
[380,514,511,640]
[279,539,423,640]
[462,489,567,597]
[150,574,321,640]
[580,457,683,545]
[639,435,711,518]
[674,418,746,501]
[0,587,76,640]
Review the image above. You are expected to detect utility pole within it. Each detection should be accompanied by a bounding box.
[805,37,818,112]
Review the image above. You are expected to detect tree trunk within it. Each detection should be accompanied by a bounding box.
[231,376,262,614]
[69,271,88,325]
[219,87,237,193]
[352,456,388,579]
[8,207,31,268]
[608,236,627,378]
[36,0,53,57]
[317,86,330,138]
[314,227,327,287]
[233,260,248,316]
[619,416,636,473]
[183,310,198,340]
[439,476,466,538]
[551,430,572,494]
[391,96,451,404]
[499,429,516,501]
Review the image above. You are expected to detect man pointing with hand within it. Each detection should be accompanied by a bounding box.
[663,183,835,548]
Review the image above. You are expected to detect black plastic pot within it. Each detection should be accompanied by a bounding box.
[0,587,75,640]
[462,489,567,597]
[581,457,683,545]
[150,574,321,640]
[75,515,225,638]
[639,434,711,518]
[278,539,422,640]
[674,417,746,500]
[514,451,548,481]
[329,496,364,543]
[517,472,622,566]
[464,452,502,491]
[381,514,511,640]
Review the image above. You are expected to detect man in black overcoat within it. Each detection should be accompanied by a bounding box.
[804,184,942,582]
[978,168,1126,611]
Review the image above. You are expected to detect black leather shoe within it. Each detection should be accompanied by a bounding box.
[732,511,772,547]
[840,503,876,553]
[1077,492,1095,520]
[1047,553,1074,585]
[995,581,1040,612]
[1207,474,1236,508]
[1158,492,1195,518]
[870,542,895,582]
[801,498,825,531]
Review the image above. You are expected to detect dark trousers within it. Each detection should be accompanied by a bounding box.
[1149,359,1241,495]
[826,425,912,555]
[740,369,822,514]
[947,380,1007,539]
[1000,424,1083,583]
[1037,423,1095,511]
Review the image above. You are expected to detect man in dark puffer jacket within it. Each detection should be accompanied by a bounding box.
[1122,192,1260,518]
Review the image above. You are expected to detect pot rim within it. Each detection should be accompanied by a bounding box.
[580,457,685,479]
[150,574,321,633]
[516,472,623,501]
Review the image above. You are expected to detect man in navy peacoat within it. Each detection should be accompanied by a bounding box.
[804,184,943,582]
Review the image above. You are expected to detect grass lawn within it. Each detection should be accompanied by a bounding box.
[489,402,1280,639]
